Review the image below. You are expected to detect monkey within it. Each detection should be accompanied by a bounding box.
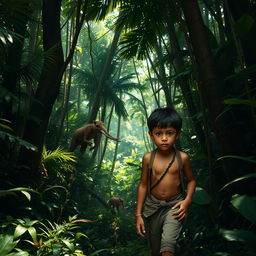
[69,120,119,156]
[108,197,124,214]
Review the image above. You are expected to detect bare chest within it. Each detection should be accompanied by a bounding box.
[152,160,180,178]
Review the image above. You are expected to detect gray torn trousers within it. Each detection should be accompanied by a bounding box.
[143,193,184,255]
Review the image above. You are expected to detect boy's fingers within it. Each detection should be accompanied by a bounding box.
[136,224,145,237]
[172,208,182,215]
[172,202,180,209]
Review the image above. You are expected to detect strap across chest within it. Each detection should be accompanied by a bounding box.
[147,149,184,194]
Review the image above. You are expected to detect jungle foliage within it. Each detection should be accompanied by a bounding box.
[0,0,255,255]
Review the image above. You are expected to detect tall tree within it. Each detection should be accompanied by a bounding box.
[19,0,85,182]
[180,0,238,180]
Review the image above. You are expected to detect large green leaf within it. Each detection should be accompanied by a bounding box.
[27,227,38,244]
[62,239,74,252]
[192,187,211,205]
[220,228,256,250]
[14,225,27,239]
[0,187,38,199]
[0,131,37,151]
[223,98,256,108]
[220,173,256,191]
[231,194,256,224]
[0,234,19,255]
[217,155,256,163]
[8,252,29,256]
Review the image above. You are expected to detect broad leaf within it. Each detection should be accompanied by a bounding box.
[0,234,19,255]
[220,173,256,191]
[8,252,29,256]
[28,227,38,244]
[14,225,27,239]
[231,194,256,224]
[223,98,256,108]
[217,155,256,163]
[192,187,211,205]
[220,228,256,250]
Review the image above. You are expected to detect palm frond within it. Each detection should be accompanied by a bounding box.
[106,91,128,119]
[86,0,120,21]
[119,24,157,59]
[42,147,76,163]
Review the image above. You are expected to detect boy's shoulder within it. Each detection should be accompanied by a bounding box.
[177,150,190,163]
[142,151,153,161]
[142,151,155,165]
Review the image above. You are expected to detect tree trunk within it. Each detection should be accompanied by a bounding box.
[55,18,75,147]
[18,0,64,182]
[133,59,149,119]
[155,37,173,107]
[98,103,114,169]
[19,0,85,183]
[88,32,120,123]
[146,59,160,108]
[180,0,237,181]
[146,52,172,108]
[167,21,207,156]
[110,105,122,173]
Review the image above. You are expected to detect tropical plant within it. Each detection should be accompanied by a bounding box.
[0,216,89,256]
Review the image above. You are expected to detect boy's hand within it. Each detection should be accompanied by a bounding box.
[136,216,146,237]
[172,199,190,221]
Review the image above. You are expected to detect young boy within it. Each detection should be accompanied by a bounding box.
[136,107,196,256]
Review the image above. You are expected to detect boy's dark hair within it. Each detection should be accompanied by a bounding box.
[147,107,182,132]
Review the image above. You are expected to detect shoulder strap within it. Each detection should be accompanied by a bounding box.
[176,150,183,171]
[148,149,157,170]
[147,150,157,195]
[176,150,185,193]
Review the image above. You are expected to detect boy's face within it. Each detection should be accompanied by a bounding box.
[149,126,180,151]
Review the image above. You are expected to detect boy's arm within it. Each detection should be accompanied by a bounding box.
[182,152,196,203]
[136,153,150,237]
[172,152,196,221]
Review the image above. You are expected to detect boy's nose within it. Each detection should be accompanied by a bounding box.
[162,135,167,140]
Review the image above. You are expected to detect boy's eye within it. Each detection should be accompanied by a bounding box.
[155,132,161,136]
[167,131,174,135]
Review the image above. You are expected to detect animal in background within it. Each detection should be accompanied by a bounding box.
[69,120,119,155]
[108,197,124,213]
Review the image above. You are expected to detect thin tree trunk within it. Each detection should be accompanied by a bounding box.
[110,105,122,173]
[88,32,120,123]
[146,51,172,108]
[146,59,160,108]
[155,37,172,107]
[55,18,75,147]
[133,59,148,119]
[98,103,115,169]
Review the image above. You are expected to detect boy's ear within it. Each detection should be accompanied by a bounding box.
[148,130,153,137]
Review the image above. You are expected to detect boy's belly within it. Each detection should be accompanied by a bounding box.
[151,178,182,200]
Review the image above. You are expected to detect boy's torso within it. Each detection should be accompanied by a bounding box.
[149,150,183,200]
